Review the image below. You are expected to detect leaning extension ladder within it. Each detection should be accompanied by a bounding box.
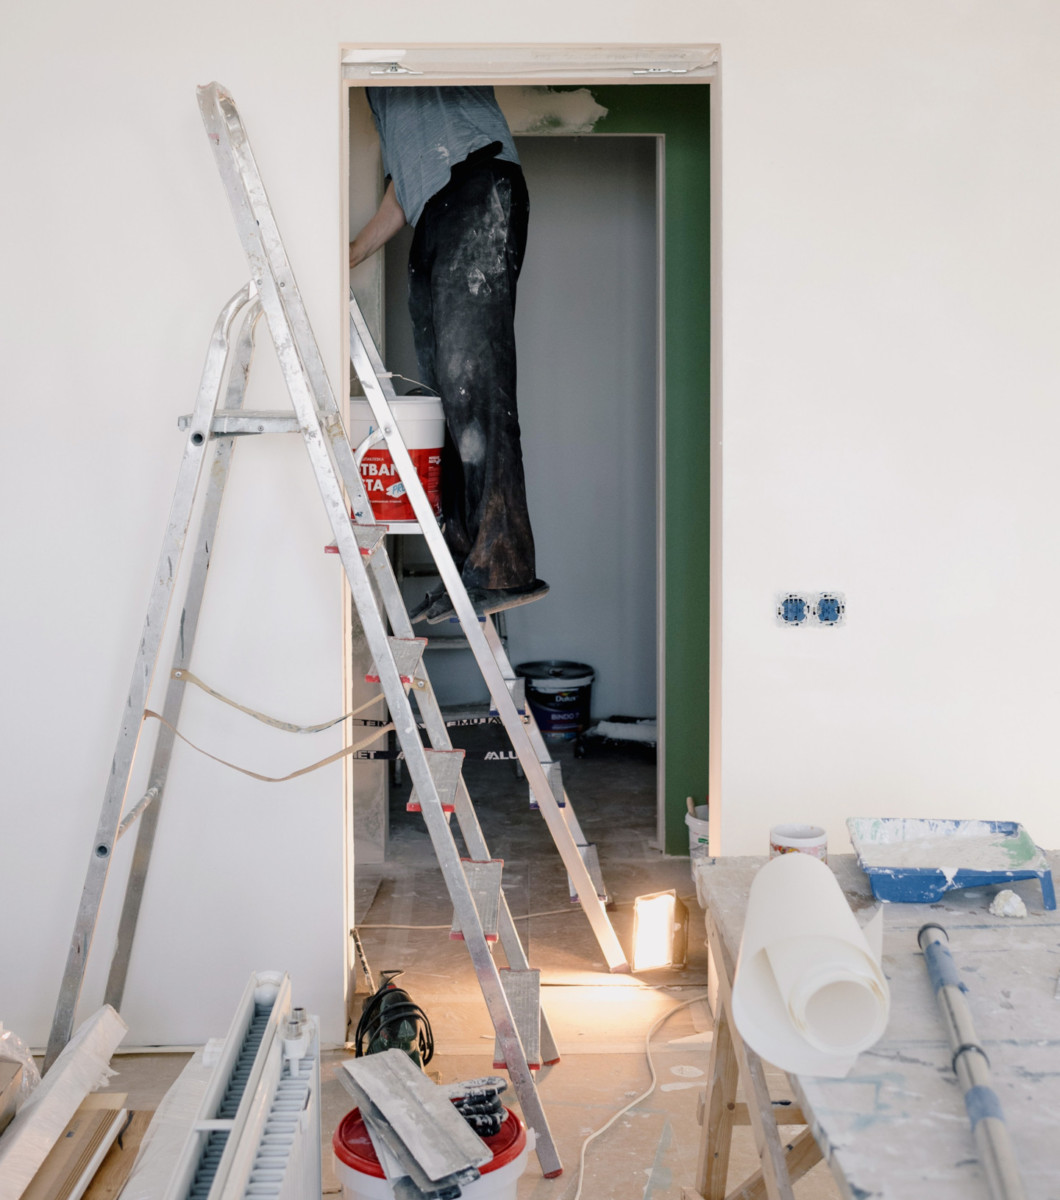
[46,83,628,1176]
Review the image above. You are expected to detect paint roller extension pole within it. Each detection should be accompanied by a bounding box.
[917,924,1027,1200]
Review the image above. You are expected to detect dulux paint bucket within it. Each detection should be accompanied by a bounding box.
[515,661,595,740]
[333,1106,529,1200]
[348,396,445,530]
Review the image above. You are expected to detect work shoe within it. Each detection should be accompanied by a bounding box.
[425,579,550,625]
[409,586,447,623]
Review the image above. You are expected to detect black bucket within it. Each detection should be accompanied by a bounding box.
[515,661,595,740]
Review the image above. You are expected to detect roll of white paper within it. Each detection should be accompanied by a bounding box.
[732,852,889,1077]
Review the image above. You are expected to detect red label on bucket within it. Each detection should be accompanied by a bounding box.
[358,448,441,523]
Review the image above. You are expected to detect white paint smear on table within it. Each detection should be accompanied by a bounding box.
[732,853,890,1078]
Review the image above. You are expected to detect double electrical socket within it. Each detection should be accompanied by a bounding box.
[776,592,846,628]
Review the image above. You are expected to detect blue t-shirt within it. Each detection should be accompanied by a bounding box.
[366,86,520,227]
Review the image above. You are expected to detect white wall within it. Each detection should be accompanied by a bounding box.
[710,3,1060,854]
[5,0,1060,1047]
[0,2,353,1047]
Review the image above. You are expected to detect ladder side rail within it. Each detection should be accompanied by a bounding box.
[104,303,264,1011]
[349,300,627,972]
[45,284,255,1069]
[348,287,400,401]
[199,85,563,1175]
[366,555,561,1064]
[199,86,373,523]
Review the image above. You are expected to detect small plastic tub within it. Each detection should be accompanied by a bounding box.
[333,1106,528,1200]
[685,805,710,856]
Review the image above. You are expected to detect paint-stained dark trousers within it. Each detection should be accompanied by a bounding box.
[407,157,535,591]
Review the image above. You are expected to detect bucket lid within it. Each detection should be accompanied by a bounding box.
[515,660,594,683]
[349,395,444,421]
[333,1106,526,1179]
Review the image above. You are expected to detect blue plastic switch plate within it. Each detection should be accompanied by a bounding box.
[777,593,810,625]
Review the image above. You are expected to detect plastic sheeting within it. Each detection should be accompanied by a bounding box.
[119,1046,216,1200]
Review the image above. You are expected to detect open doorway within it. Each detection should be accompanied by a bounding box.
[343,56,712,869]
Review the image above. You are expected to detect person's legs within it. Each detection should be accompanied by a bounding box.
[408,160,537,592]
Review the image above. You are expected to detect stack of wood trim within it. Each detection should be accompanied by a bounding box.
[21,1094,128,1200]
[0,1061,23,1137]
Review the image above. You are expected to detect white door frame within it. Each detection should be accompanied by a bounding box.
[339,45,720,1016]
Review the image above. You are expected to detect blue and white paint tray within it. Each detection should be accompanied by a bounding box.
[847,818,1056,909]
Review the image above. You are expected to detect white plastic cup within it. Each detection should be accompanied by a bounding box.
[769,824,827,862]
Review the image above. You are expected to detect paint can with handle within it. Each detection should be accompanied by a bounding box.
[515,661,595,740]
[685,800,710,858]
[348,396,445,530]
[769,824,827,862]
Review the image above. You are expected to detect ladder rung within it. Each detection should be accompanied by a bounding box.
[450,860,503,943]
[325,524,388,558]
[492,969,542,1071]
[366,637,426,685]
[488,676,526,717]
[567,842,609,905]
[352,524,387,557]
[529,761,565,810]
[116,787,159,839]
[177,410,301,436]
[407,749,465,814]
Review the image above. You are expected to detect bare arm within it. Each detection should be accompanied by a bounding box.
[349,180,407,268]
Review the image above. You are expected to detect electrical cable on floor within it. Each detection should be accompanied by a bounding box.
[357,908,582,930]
[569,990,710,1200]
[356,898,700,932]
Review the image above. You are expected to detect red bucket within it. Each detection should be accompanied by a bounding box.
[349,396,444,530]
[333,1105,528,1199]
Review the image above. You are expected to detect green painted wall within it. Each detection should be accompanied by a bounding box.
[590,85,711,855]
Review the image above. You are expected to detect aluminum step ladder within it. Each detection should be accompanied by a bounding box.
[45,83,628,1178]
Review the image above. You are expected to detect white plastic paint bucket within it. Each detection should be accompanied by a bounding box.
[515,661,595,740]
[769,823,828,862]
[348,396,444,530]
[685,805,710,856]
[333,1106,529,1200]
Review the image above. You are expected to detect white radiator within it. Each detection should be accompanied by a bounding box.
[123,972,322,1200]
